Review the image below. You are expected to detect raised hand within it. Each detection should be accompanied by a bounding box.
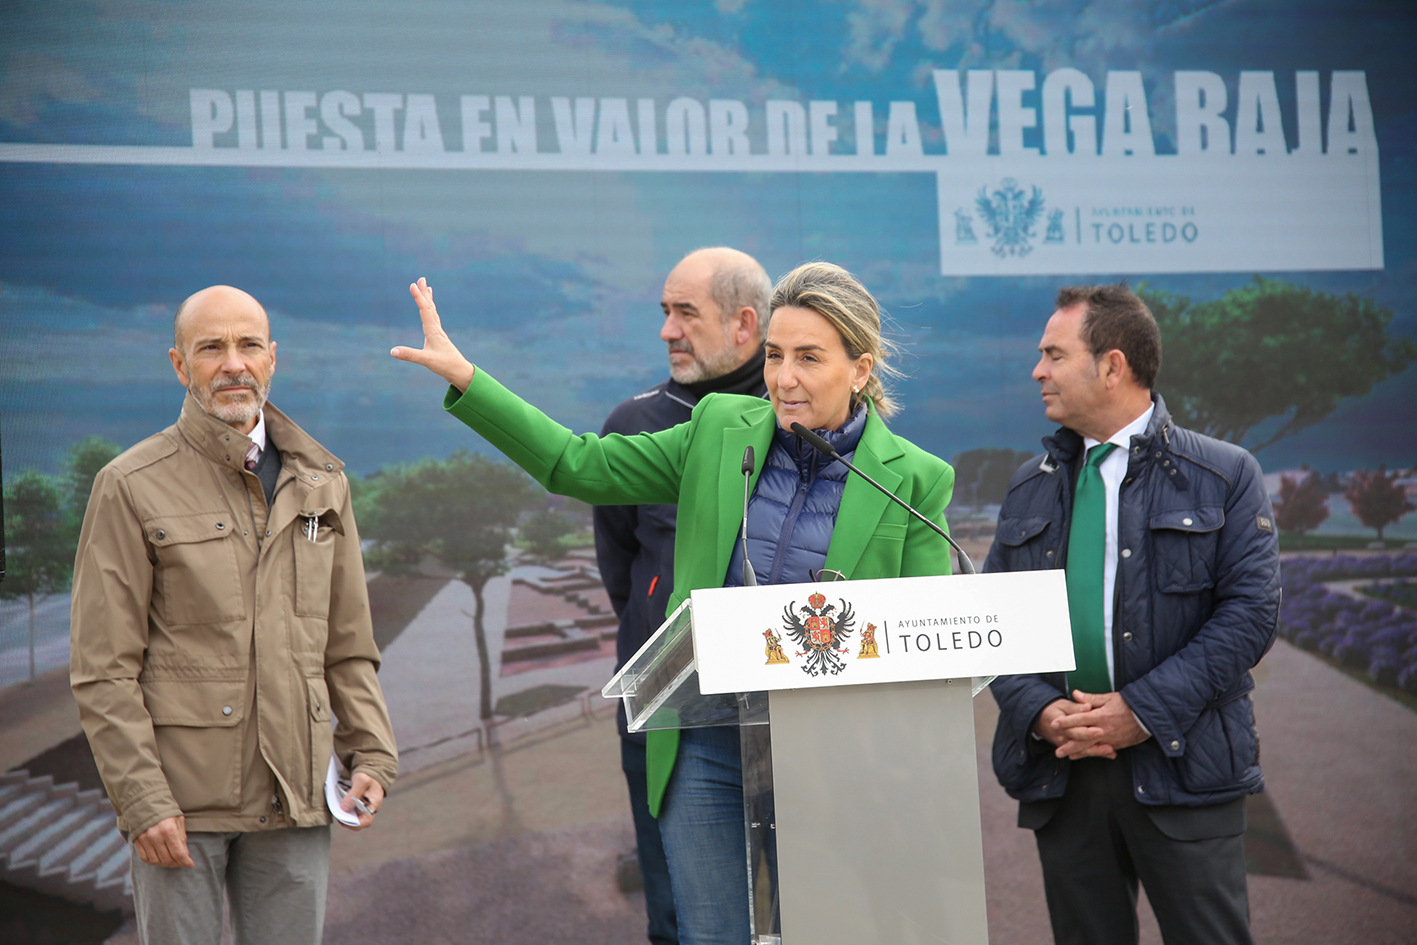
[390,277,476,391]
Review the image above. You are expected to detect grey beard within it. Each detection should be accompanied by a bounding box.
[193,375,270,425]
[668,343,741,384]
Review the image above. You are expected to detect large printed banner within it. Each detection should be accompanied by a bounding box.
[0,69,1383,276]
[0,0,1412,489]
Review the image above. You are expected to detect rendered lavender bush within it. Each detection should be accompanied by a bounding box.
[1278,553,1417,694]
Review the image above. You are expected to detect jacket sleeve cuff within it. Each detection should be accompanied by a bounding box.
[348,756,397,795]
[122,788,184,842]
[442,368,493,413]
[1017,687,1068,750]
[1122,679,1182,756]
[1024,707,1061,756]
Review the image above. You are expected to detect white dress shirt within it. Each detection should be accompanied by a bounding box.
[248,410,268,457]
[1081,403,1154,688]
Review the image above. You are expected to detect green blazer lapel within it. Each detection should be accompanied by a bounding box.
[824,409,904,578]
[714,401,776,588]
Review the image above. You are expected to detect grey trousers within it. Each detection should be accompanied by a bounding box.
[130,826,331,945]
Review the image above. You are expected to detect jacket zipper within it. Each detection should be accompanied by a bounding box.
[766,449,820,585]
[245,470,296,550]
[250,471,297,823]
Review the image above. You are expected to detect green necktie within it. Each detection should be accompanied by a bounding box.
[1066,442,1117,694]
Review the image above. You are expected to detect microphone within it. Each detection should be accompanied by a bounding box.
[790,422,977,575]
[740,446,758,586]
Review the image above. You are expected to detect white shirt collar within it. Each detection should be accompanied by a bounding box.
[247,410,268,454]
[1082,402,1154,456]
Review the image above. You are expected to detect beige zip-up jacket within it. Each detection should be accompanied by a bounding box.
[71,395,397,839]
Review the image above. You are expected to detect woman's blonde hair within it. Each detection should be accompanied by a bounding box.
[768,262,902,419]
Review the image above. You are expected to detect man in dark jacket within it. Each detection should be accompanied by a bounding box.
[987,284,1280,945]
[594,246,770,945]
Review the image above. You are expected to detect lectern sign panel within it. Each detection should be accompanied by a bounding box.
[692,571,1074,695]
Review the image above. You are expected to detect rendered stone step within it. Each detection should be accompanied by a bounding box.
[41,813,119,876]
[5,804,93,866]
[0,785,49,831]
[47,781,79,801]
[0,796,72,848]
[0,770,135,916]
[66,821,126,878]
[0,780,27,808]
[66,790,105,809]
[94,841,130,885]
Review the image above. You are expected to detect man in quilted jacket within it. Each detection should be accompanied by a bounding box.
[987,284,1280,945]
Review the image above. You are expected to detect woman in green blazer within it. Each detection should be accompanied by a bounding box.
[393,262,956,945]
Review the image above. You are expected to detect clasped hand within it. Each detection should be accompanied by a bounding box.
[1034,690,1149,760]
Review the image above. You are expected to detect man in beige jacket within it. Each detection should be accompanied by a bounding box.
[71,285,398,945]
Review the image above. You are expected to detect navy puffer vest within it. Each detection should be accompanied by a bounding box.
[724,404,867,588]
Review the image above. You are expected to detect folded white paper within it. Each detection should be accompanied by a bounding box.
[324,753,361,827]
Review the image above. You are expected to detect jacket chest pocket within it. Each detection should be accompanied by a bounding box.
[1149,507,1223,593]
[149,516,247,625]
[293,508,342,618]
[994,516,1056,570]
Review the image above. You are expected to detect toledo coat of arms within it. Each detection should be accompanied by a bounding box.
[780,592,856,677]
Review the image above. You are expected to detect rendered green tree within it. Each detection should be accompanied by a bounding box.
[1342,468,1415,542]
[347,470,384,537]
[61,436,122,535]
[360,451,539,720]
[519,508,578,562]
[0,471,72,681]
[1273,471,1330,537]
[1141,278,1416,450]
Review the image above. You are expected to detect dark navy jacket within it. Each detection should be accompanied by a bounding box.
[986,394,1281,809]
[594,359,767,741]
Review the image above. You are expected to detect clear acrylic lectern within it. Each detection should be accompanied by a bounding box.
[602,569,1071,945]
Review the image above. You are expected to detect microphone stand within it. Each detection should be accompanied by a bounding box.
[740,446,758,586]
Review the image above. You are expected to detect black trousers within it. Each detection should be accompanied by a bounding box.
[1027,754,1254,945]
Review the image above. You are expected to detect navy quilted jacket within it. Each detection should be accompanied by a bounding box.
[724,404,867,588]
[986,394,1281,808]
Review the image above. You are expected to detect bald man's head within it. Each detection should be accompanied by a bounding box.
[173,285,269,353]
[681,247,771,343]
[658,247,769,384]
[168,286,276,434]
